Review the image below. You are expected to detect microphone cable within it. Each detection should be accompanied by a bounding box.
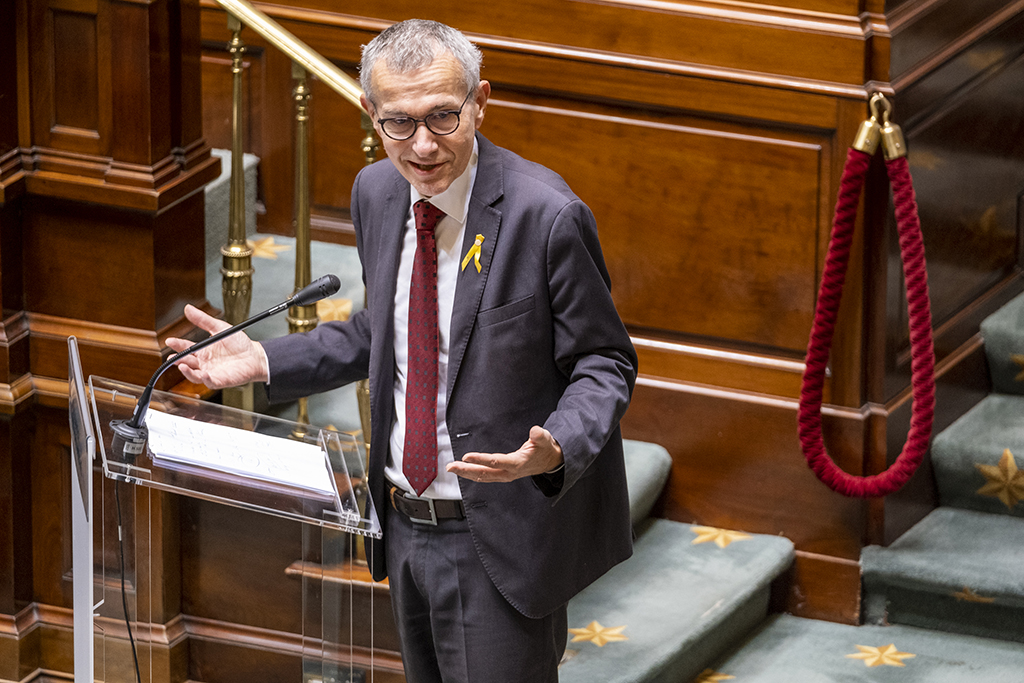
[114,477,142,683]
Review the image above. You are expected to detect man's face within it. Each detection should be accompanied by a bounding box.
[362,54,490,197]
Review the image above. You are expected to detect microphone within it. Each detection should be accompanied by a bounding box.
[109,274,342,461]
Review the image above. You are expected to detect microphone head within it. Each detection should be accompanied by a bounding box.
[291,274,342,307]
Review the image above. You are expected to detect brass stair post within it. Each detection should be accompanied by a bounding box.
[288,63,318,433]
[221,15,255,410]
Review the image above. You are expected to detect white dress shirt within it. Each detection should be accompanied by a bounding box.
[385,139,479,499]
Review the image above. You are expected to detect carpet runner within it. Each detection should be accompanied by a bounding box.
[700,613,1024,682]
[862,290,1024,646]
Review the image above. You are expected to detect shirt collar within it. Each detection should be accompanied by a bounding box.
[410,137,479,224]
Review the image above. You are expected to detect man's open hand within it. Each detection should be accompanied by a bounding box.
[165,304,269,389]
[447,426,563,483]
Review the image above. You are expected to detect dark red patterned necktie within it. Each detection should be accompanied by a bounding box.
[404,200,446,495]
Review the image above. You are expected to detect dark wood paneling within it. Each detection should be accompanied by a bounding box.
[888,0,1024,79]
[176,0,206,151]
[0,0,17,160]
[181,499,304,633]
[28,0,111,158]
[22,193,208,333]
[23,199,156,328]
[52,8,100,133]
[30,408,73,609]
[0,200,25,317]
[0,414,34,617]
[883,11,1024,399]
[308,74,365,217]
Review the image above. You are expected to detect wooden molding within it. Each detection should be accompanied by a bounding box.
[21,148,221,213]
[0,147,26,204]
[182,612,404,673]
[199,1,877,96]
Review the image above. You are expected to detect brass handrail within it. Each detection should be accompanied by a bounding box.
[213,0,362,108]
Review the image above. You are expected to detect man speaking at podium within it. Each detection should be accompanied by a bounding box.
[168,18,637,683]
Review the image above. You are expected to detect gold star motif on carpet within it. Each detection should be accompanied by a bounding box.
[249,236,291,260]
[693,669,735,682]
[952,586,995,604]
[690,526,752,548]
[568,621,628,647]
[976,448,1024,509]
[846,643,916,667]
[316,297,352,323]
[1012,354,1024,382]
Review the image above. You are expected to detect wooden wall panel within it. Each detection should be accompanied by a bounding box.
[51,9,100,133]
[482,97,827,353]
[308,75,367,223]
[28,0,111,158]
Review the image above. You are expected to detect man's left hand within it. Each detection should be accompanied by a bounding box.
[447,426,563,482]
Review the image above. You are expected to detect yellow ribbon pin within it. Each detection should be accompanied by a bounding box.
[461,234,484,273]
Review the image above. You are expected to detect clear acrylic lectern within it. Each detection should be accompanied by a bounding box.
[69,337,381,683]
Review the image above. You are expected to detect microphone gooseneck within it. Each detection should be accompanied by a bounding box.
[110,274,342,461]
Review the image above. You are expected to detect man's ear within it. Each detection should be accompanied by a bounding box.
[474,81,491,128]
[360,94,373,116]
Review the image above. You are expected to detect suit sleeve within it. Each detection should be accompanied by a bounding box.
[540,199,638,500]
[261,309,371,405]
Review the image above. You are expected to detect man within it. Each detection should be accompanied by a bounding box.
[168,19,637,682]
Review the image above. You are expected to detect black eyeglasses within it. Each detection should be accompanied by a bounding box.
[375,90,474,141]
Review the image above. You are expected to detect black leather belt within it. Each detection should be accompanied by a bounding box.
[389,485,465,525]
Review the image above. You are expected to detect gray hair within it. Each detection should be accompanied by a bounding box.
[360,19,482,104]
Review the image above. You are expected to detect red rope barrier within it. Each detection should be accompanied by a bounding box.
[798,148,935,498]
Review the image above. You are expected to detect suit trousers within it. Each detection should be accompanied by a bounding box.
[385,503,568,683]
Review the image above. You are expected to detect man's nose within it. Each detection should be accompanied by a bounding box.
[410,122,439,156]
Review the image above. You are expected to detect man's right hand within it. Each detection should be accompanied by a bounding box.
[165,304,270,389]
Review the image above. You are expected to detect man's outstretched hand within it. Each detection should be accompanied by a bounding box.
[165,304,270,389]
[447,426,563,483]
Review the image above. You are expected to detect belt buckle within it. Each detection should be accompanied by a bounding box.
[410,495,438,526]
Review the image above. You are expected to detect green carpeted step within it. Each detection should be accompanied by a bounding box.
[862,507,1024,643]
[623,439,672,527]
[700,612,1024,682]
[930,394,1024,517]
[560,519,793,683]
[980,291,1024,395]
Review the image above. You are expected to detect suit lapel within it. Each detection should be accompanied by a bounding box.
[369,169,409,481]
[374,171,409,337]
[447,135,503,401]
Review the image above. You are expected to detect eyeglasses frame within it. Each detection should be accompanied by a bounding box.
[374,89,475,141]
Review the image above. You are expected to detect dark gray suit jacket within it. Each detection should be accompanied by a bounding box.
[263,134,637,618]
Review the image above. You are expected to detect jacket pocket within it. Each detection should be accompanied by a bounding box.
[477,294,535,328]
